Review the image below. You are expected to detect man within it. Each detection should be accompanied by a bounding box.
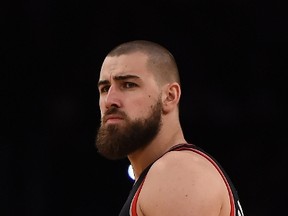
[96,40,244,216]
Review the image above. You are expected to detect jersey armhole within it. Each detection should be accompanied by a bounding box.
[130,177,146,216]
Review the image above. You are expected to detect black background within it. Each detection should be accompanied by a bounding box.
[1,0,286,215]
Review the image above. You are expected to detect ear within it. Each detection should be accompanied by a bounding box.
[162,82,181,114]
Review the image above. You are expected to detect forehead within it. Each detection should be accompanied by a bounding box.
[99,52,152,79]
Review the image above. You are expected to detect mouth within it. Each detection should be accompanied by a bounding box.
[103,114,124,124]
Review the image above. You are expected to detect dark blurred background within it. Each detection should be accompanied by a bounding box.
[1,0,286,215]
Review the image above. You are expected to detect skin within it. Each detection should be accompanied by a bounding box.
[98,51,231,216]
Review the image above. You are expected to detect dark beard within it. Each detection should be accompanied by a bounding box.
[95,99,163,160]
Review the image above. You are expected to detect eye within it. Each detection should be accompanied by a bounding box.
[123,82,138,89]
[99,85,110,93]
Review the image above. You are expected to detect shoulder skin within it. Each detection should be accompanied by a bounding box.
[136,150,231,216]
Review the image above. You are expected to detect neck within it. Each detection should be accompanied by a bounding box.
[127,124,186,180]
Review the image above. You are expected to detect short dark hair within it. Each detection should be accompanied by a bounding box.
[107,40,180,86]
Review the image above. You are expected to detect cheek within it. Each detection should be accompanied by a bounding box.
[99,99,106,115]
[99,98,104,108]
[130,97,157,117]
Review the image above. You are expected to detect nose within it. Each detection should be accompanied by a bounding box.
[104,85,121,109]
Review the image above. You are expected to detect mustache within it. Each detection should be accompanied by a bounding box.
[102,107,127,122]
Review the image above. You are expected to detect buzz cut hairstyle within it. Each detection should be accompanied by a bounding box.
[107,40,181,86]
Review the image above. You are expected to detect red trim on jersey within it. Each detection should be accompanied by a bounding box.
[130,177,146,216]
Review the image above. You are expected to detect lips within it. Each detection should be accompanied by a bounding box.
[103,114,124,123]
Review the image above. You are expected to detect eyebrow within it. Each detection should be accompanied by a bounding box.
[98,74,140,87]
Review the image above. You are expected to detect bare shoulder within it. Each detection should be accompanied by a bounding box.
[137,150,231,216]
